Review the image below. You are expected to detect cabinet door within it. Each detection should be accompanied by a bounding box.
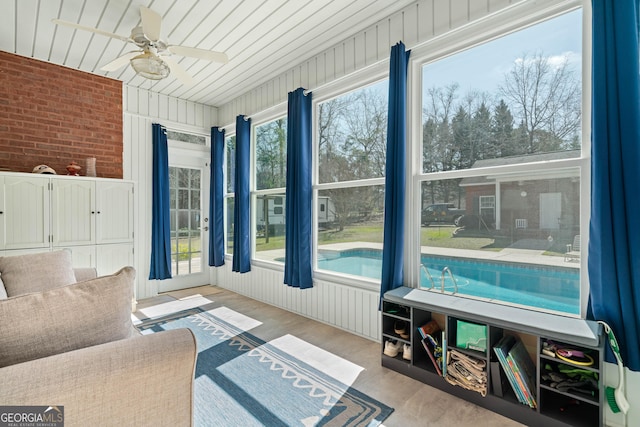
[62,245,97,268]
[51,179,96,246]
[96,243,134,276]
[96,181,133,244]
[1,176,50,250]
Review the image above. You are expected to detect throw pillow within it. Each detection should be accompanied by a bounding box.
[0,250,76,297]
[0,266,137,368]
[0,275,6,300]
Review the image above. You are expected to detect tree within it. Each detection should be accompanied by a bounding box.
[255,118,287,189]
[491,100,515,157]
[422,84,458,173]
[422,84,463,206]
[341,89,387,179]
[498,52,581,154]
[470,102,492,161]
[317,85,388,230]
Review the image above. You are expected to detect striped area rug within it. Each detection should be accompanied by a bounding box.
[137,307,393,427]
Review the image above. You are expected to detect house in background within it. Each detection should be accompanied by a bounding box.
[459,150,581,247]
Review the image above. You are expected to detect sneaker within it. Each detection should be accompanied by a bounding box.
[383,340,402,357]
[403,343,412,360]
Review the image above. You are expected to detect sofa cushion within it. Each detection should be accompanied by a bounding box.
[0,250,77,297]
[0,266,137,368]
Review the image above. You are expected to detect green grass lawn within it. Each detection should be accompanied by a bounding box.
[420,226,498,250]
[255,223,502,252]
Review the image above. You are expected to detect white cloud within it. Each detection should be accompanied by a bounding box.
[548,51,581,70]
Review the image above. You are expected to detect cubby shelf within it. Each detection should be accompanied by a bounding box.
[382,286,603,427]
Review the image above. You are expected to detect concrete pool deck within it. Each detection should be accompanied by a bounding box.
[255,240,580,269]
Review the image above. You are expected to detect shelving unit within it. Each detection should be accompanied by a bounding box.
[382,287,603,427]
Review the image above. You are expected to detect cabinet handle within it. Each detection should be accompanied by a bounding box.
[91,211,95,214]
[97,211,101,214]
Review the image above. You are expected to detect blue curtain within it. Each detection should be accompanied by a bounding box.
[209,127,225,267]
[232,115,251,273]
[149,123,172,280]
[589,0,640,371]
[380,42,411,303]
[284,88,313,289]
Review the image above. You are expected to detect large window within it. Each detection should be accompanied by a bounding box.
[315,80,388,280]
[418,9,583,315]
[253,117,287,263]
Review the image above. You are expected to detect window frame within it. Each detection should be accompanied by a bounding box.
[407,1,591,317]
[251,111,288,268]
[223,130,236,258]
[312,69,390,288]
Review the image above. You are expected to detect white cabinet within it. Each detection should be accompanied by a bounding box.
[51,178,95,247]
[0,173,135,275]
[50,179,134,247]
[60,245,97,269]
[97,243,134,276]
[58,243,133,276]
[95,180,134,244]
[0,175,51,250]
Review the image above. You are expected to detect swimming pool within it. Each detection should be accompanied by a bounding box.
[317,249,580,315]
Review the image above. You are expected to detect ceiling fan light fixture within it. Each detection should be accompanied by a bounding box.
[130,51,169,80]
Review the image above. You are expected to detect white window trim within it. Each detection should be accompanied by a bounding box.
[252,115,288,266]
[407,0,591,317]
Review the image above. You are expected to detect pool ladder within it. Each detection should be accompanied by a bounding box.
[421,264,459,295]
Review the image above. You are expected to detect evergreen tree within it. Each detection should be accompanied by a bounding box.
[491,100,515,157]
[471,102,492,162]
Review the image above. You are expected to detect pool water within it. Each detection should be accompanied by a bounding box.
[317,249,580,315]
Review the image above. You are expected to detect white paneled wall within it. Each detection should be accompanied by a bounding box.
[218,0,525,125]
[123,86,217,300]
[216,264,382,341]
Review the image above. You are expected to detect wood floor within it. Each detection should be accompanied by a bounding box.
[135,285,524,427]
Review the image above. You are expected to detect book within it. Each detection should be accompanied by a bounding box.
[421,335,442,376]
[493,335,526,404]
[507,340,537,408]
[442,331,448,378]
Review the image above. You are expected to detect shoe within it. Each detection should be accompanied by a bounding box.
[403,344,412,360]
[394,320,410,339]
[384,340,402,357]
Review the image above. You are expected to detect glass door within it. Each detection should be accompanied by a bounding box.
[158,153,209,292]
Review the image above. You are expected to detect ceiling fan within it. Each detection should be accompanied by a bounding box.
[52,6,228,85]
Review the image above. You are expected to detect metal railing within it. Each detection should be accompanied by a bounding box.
[441,266,459,294]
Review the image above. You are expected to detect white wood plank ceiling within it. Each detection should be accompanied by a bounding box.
[1,0,417,107]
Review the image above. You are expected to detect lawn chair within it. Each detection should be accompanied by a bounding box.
[564,235,580,262]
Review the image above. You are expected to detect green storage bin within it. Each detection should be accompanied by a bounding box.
[456,320,487,352]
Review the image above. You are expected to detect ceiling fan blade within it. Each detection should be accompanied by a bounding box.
[161,56,194,86]
[168,45,229,63]
[51,19,131,43]
[100,51,141,72]
[140,6,162,42]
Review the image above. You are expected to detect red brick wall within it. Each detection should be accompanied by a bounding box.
[0,52,123,178]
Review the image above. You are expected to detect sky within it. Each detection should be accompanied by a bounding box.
[422,9,583,99]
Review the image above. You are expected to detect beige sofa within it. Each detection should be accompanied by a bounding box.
[0,250,197,426]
